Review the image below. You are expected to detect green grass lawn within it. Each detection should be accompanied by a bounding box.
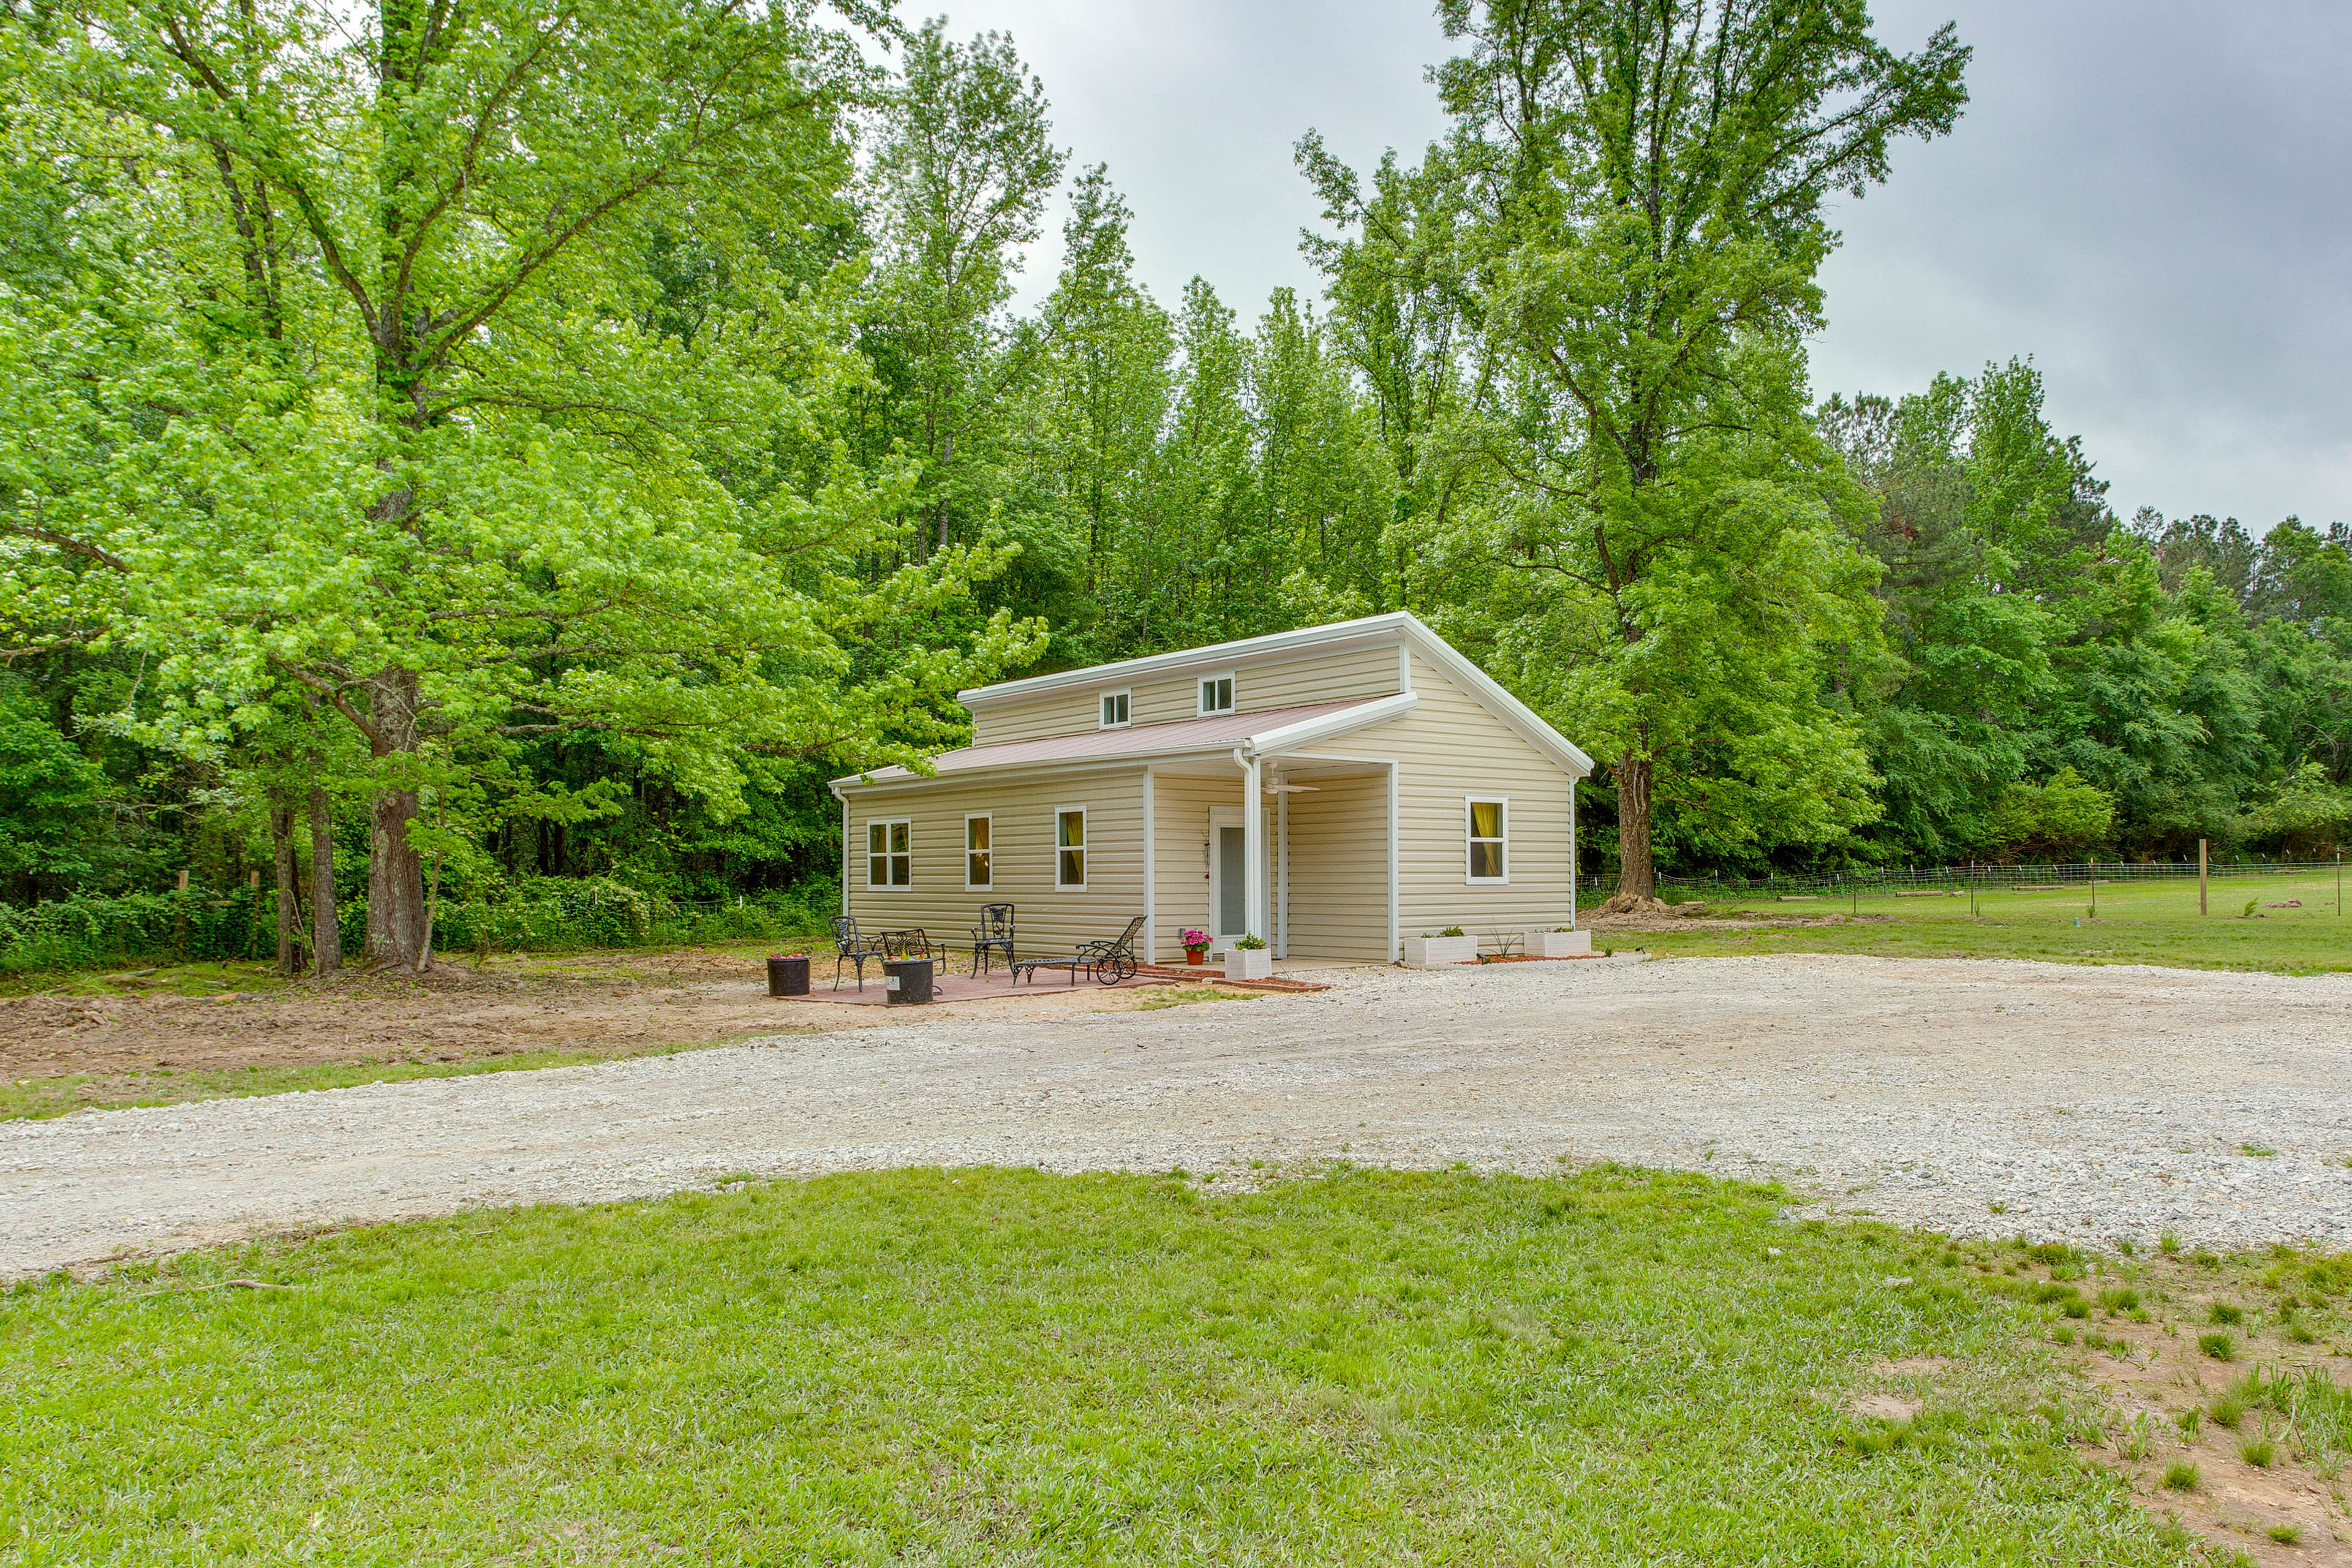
[2,1167,2201,1564]
[1632,871,2352,973]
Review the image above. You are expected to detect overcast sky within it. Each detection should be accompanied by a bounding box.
[927,0,2352,533]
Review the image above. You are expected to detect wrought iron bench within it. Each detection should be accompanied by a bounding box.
[1010,915,1147,987]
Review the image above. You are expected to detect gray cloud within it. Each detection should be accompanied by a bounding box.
[938,1,2350,530]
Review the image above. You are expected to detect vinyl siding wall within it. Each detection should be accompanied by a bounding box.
[1146,771,1259,963]
[969,643,1403,744]
[1291,650,1577,952]
[840,771,1147,961]
[1279,771,1390,960]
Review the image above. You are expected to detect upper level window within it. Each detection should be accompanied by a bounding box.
[867,820,911,888]
[1466,798,1507,882]
[1099,690,1131,728]
[1055,807,1087,888]
[965,814,992,888]
[1198,673,1235,715]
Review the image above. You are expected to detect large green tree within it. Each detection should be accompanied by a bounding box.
[1,0,1038,967]
[1334,0,1969,899]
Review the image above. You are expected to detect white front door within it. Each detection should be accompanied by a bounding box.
[1207,807,1262,953]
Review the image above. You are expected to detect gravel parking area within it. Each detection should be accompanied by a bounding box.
[7,954,2352,1276]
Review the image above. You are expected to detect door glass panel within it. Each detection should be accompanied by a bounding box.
[1218,825,1246,934]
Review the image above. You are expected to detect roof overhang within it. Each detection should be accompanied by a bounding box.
[831,693,1422,796]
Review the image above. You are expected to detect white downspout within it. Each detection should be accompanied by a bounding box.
[833,786,850,918]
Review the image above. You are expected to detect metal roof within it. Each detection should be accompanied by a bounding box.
[951,611,1594,778]
[832,699,1391,789]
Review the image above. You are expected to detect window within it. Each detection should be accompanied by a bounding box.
[1099,689,1131,728]
[965,814,992,888]
[866,819,910,888]
[1055,807,1087,889]
[1198,673,1234,714]
[1466,798,1507,882]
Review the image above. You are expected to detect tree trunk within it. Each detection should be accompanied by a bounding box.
[271,798,304,976]
[308,781,342,974]
[1600,748,1660,913]
[363,666,431,968]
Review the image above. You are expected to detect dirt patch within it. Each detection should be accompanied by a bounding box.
[0,946,1224,1102]
[2012,1251,2352,1564]
[1872,1355,1958,1378]
[1584,906,1890,934]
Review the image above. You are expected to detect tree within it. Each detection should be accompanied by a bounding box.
[1396,0,1969,898]
[4,0,1041,967]
[1989,766,2113,861]
[865,19,1063,557]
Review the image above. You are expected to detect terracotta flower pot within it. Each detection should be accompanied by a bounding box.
[1183,946,1208,966]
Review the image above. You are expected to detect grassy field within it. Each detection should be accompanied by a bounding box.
[1,1166,2226,1565]
[1631,870,2352,973]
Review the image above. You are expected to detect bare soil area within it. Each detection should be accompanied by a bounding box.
[0,946,1195,1102]
[1585,904,1889,933]
[2038,1254,2351,1564]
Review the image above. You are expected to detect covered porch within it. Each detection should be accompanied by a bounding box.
[1144,750,1394,965]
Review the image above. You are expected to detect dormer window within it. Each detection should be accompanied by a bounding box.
[1198,673,1235,715]
[1099,689,1131,728]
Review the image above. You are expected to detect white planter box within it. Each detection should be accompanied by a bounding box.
[1224,947,1274,981]
[1524,929,1593,958]
[1401,935,1479,968]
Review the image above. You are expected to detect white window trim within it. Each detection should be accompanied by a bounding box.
[1054,804,1089,891]
[866,817,912,889]
[1197,669,1237,716]
[963,812,993,890]
[1098,688,1133,729]
[1466,796,1509,885]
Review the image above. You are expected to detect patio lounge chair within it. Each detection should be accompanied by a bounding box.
[831,915,889,992]
[1010,915,1147,987]
[970,903,1015,976]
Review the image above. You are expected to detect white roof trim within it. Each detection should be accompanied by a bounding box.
[1243,691,1417,755]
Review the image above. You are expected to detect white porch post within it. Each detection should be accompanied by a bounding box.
[1242,753,1264,940]
[1142,767,1157,962]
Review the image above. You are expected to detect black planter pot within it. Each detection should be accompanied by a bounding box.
[882,957,935,1005]
[766,954,810,997]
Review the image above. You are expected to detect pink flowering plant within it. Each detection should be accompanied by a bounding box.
[1180,929,1207,947]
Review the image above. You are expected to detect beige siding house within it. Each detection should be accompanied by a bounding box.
[829,613,1594,965]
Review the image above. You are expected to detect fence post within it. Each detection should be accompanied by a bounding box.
[2198,839,2208,916]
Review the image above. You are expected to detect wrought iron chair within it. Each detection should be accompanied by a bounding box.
[877,927,947,964]
[830,915,889,992]
[970,903,1016,977]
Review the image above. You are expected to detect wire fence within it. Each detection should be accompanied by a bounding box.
[1578,857,2351,901]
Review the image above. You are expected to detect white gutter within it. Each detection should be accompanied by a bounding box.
[1238,690,1417,757]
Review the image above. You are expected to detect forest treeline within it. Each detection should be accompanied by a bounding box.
[2,0,2348,965]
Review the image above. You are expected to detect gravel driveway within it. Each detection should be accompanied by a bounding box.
[7,954,2352,1276]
